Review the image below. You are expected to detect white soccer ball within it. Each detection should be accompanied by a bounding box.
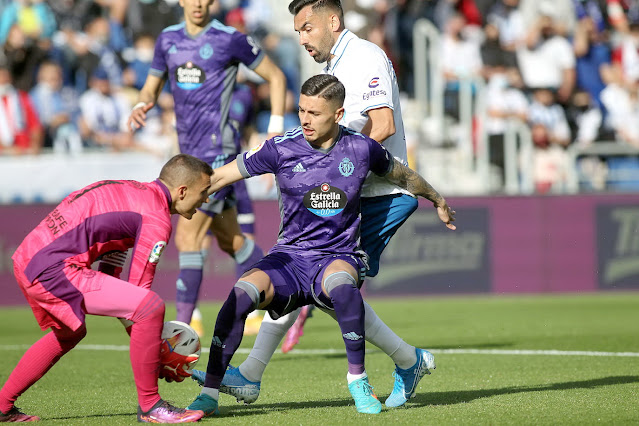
[160,321,201,381]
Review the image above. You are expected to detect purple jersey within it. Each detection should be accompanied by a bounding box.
[237,126,393,256]
[150,20,264,162]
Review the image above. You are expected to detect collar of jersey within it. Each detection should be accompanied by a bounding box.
[327,29,357,72]
[154,179,172,210]
[305,125,343,154]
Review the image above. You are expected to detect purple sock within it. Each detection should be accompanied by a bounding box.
[175,252,203,324]
[329,281,366,375]
[204,286,256,388]
[234,238,264,278]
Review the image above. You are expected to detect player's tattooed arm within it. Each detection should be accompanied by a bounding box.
[386,159,457,230]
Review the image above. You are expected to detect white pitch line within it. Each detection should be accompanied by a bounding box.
[1,345,638,357]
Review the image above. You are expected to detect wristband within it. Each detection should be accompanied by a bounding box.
[267,115,284,134]
[132,102,146,111]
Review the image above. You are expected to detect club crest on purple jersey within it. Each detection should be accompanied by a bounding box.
[339,157,354,177]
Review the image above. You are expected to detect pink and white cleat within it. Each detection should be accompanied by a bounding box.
[281,305,312,353]
[137,400,204,423]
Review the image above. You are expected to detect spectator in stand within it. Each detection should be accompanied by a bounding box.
[30,60,82,154]
[484,70,529,189]
[48,0,102,32]
[3,24,49,91]
[520,0,576,38]
[434,0,484,31]
[441,12,483,118]
[528,88,572,193]
[601,80,639,147]
[486,0,525,66]
[573,13,611,111]
[0,60,43,155]
[78,67,132,151]
[610,22,639,87]
[125,0,182,39]
[0,0,57,45]
[607,0,639,34]
[123,33,157,91]
[66,16,124,93]
[518,14,576,104]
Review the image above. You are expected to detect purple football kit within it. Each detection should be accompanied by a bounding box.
[236,126,393,317]
[150,20,263,213]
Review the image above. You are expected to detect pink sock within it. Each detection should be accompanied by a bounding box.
[129,291,165,412]
[0,326,85,413]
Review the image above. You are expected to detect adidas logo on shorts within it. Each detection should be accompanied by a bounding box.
[292,163,306,172]
[342,332,363,341]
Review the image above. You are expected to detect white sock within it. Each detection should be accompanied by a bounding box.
[201,387,219,400]
[363,301,417,369]
[347,371,367,384]
[320,302,417,369]
[238,309,300,382]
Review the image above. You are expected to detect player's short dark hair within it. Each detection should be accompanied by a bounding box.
[301,74,345,108]
[159,154,212,187]
[288,0,343,19]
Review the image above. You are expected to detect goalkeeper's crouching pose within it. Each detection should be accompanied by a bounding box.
[0,154,212,423]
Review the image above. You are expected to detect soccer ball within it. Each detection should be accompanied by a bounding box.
[160,321,201,382]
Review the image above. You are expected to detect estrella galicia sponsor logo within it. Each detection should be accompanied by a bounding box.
[363,89,386,101]
[303,183,347,217]
[339,157,354,177]
[199,43,213,59]
[368,77,380,88]
[175,62,205,90]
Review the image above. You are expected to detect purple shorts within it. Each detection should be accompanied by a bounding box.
[252,250,367,319]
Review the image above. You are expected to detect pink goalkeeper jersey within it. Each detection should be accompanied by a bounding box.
[13,179,173,294]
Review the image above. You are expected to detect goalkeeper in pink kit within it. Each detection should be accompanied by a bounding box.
[0,154,212,423]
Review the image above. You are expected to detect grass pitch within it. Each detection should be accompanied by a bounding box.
[1,292,638,424]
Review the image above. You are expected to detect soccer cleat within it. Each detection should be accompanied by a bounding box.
[281,305,311,353]
[348,376,382,414]
[137,399,204,423]
[187,394,219,417]
[220,366,261,404]
[385,348,436,408]
[0,406,40,422]
[191,366,261,404]
[191,368,206,386]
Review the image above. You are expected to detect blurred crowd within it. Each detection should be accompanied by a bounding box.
[2,0,639,192]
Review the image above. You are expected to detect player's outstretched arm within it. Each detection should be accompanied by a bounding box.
[127,74,165,131]
[385,159,456,230]
[253,56,287,138]
[208,160,245,195]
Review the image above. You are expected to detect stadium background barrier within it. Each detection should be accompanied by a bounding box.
[1,194,638,306]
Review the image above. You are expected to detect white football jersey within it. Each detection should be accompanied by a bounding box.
[324,29,412,198]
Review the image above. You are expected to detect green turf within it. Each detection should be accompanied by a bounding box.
[1,292,638,424]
